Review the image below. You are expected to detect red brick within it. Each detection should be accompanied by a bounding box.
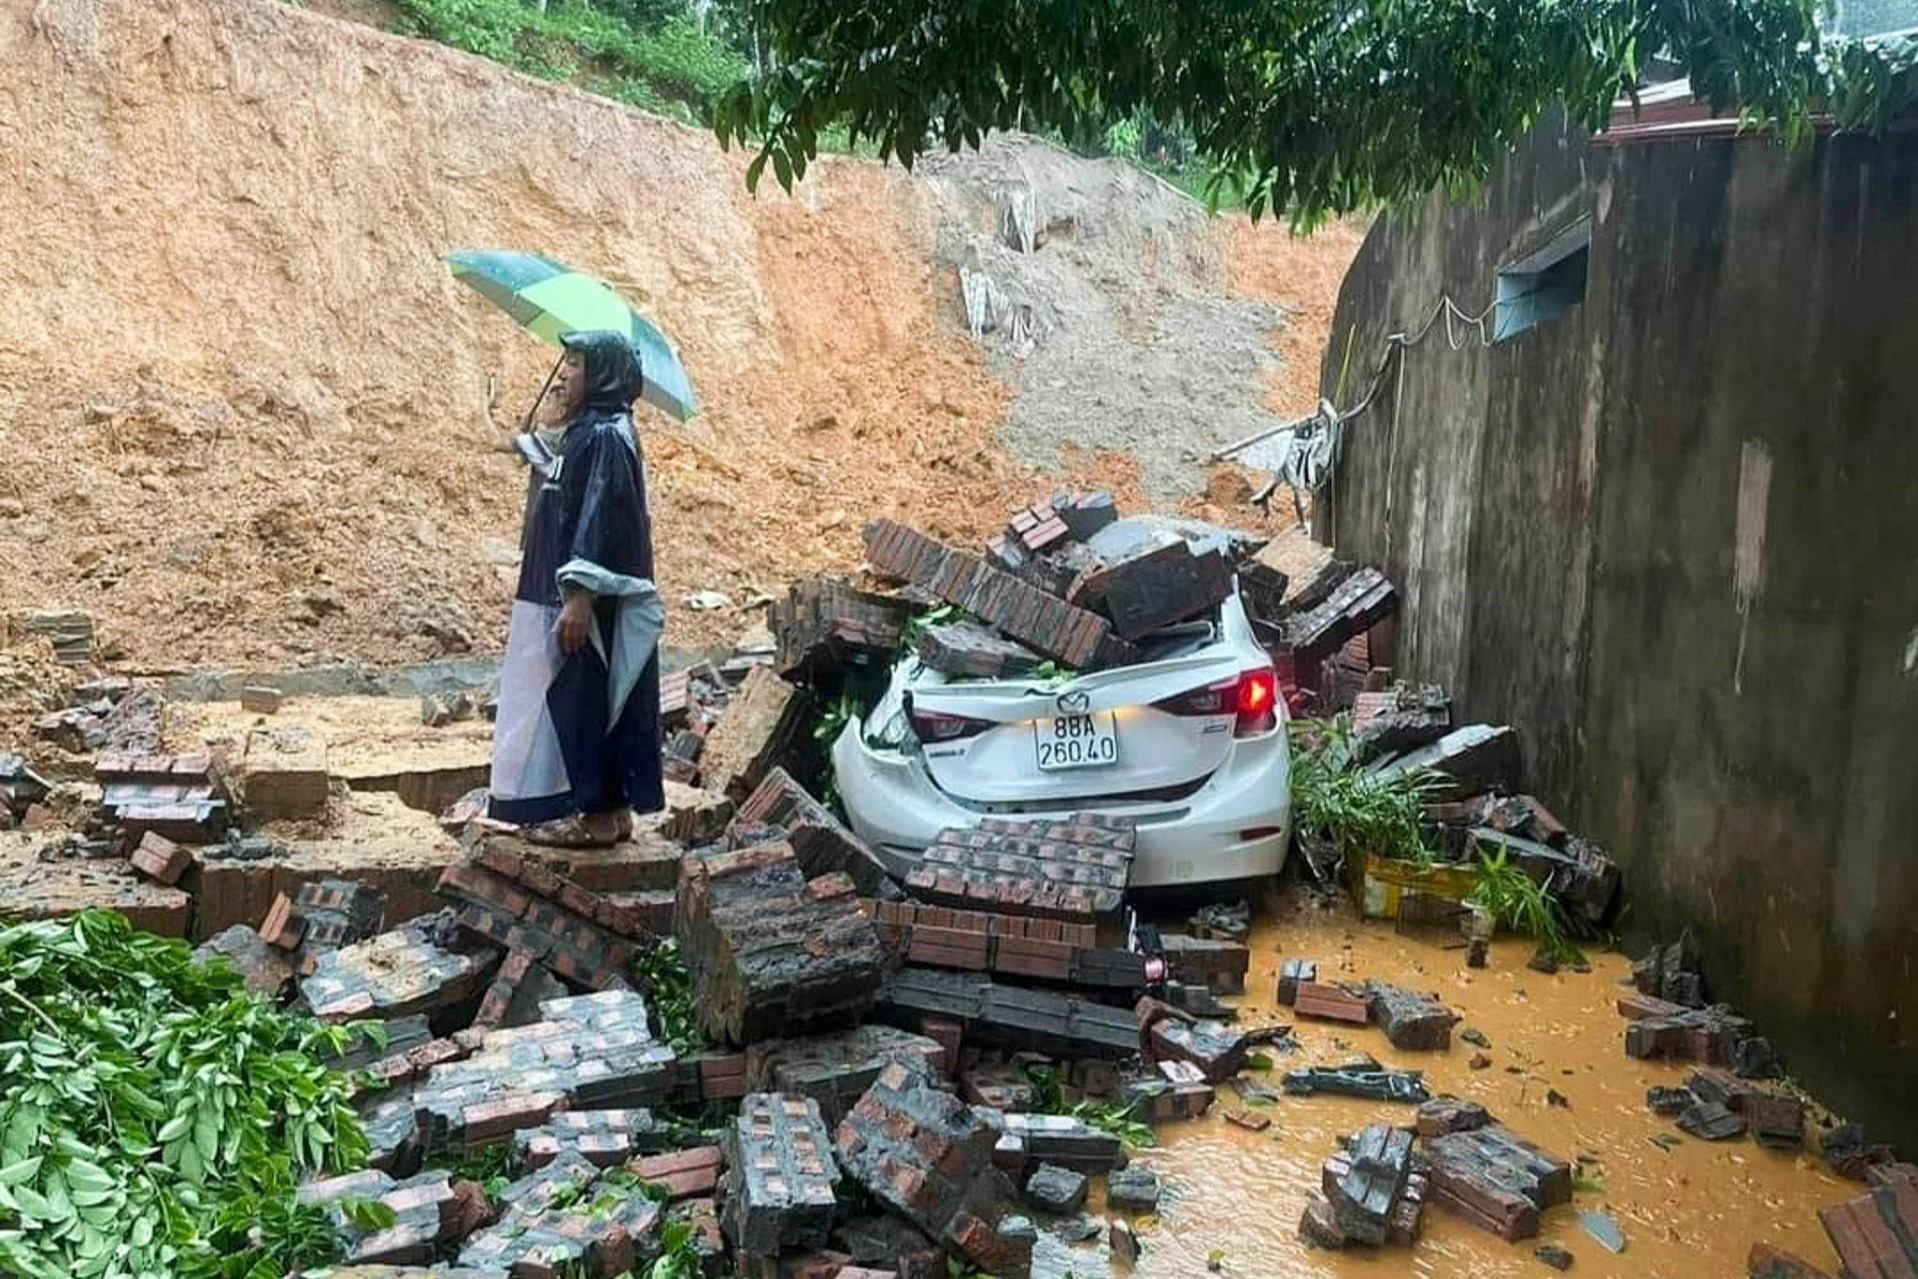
[259,893,305,950]
[129,832,191,886]
[1295,982,1372,1024]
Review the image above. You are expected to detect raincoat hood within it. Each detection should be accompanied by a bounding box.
[562,330,646,412]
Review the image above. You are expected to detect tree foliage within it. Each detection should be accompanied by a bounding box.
[712,0,1918,223]
[0,911,367,1279]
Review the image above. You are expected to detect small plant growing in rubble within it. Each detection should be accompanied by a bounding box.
[631,939,701,1053]
[1021,1063,1156,1150]
[1470,842,1582,964]
[1288,717,1442,865]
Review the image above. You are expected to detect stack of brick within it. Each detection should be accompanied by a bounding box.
[93,752,229,843]
[472,952,571,1029]
[355,1035,475,1094]
[298,1169,490,1266]
[903,817,1134,932]
[877,967,1141,1060]
[1367,723,1522,802]
[1633,938,1709,1007]
[867,899,1147,988]
[300,916,498,1022]
[735,768,892,894]
[1283,567,1397,663]
[1818,1174,1918,1279]
[835,1057,1033,1279]
[698,666,809,801]
[1146,1017,1250,1083]
[1120,1065,1216,1123]
[989,1112,1126,1176]
[675,842,885,1045]
[770,577,917,682]
[662,788,734,847]
[22,608,94,665]
[1349,682,1452,762]
[1617,992,1753,1065]
[1299,1124,1428,1249]
[914,620,1048,680]
[1236,559,1289,625]
[459,1151,663,1277]
[744,1024,949,1126]
[1423,1124,1571,1241]
[958,1058,1036,1112]
[1366,983,1461,1051]
[1465,828,1620,926]
[437,845,653,993]
[986,534,1108,603]
[261,879,389,965]
[719,1094,842,1263]
[1072,538,1236,640]
[863,520,1134,669]
[1005,499,1070,553]
[1156,933,1249,994]
[383,990,678,1159]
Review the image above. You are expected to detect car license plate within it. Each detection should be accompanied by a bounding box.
[1035,713,1119,770]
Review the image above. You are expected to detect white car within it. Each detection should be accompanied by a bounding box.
[831,586,1291,889]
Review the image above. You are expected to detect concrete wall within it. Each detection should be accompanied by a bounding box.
[1323,117,1918,1148]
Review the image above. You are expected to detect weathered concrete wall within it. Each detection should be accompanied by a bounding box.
[1324,117,1918,1149]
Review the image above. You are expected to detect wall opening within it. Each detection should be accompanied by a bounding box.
[1494,216,1591,341]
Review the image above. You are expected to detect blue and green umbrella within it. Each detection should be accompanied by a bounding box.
[446,249,698,421]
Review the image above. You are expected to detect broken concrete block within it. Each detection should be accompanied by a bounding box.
[195,924,295,997]
[960,1058,1037,1112]
[1747,1241,1837,1279]
[1633,937,1709,1008]
[877,966,1141,1060]
[1370,724,1520,801]
[1147,1019,1249,1083]
[1073,539,1235,640]
[1106,1166,1161,1212]
[834,1057,1029,1277]
[1023,1163,1088,1215]
[1747,1094,1806,1150]
[1277,958,1317,1006]
[300,918,497,1022]
[721,1096,840,1257]
[1416,1097,1492,1138]
[736,767,891,895]
[915,620,1047,680]
[1283,1059,1429,1103]
[1293,981,1370,1025]
[1366,982,1461,1050]
[1678,1101,1748,1141]
[744,1024,949,1126]
[906,818,1135,927]
[242,726,330,821]
[1321,1124,1417,1246]
[1157,933,1249,994]
[698,666,807,801]
[993,1113,1126,1176]
[1424,1124,1571,1242]
[677,842,884,1046]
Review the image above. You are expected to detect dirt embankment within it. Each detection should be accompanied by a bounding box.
[0,0,1356,676]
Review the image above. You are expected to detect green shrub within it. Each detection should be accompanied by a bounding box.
[1288,717,1441,863]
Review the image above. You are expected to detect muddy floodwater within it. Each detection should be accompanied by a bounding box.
[1037,899,1851,1279]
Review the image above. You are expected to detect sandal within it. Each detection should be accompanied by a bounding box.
[521,814,621,849]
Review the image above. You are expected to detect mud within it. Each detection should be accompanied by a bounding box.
[1040,899,1848,1279]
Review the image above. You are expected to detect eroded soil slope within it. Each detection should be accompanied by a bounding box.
[0,0,1355,672]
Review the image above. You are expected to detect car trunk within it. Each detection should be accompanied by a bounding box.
[905,642,1250,805]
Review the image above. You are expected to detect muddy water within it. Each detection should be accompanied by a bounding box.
[1038,901,1852,1279]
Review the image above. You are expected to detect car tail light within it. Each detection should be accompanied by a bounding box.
[1235,667,1279,737]
[1152,677,1239,717]
[908,708,991,743]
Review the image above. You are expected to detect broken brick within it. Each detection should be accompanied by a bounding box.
[1157,933,1249,994]
[1294,981,1370,1025]
[698,666,808,801]
[129,831,191,885]
[1424,1124,1570,1242]
[1366,982,1460,1051]
[736,767,891,894]
[1747,1241,1837,1279]
[300,916,494,1022]
[745,1024,949,1126]
[1277,958,1318,1006]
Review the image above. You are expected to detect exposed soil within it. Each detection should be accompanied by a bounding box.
[0,0,1356,688]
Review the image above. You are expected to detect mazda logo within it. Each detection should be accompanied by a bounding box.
[1056,690,1091,715]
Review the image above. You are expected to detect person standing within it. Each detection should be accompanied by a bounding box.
[488,330,665,845]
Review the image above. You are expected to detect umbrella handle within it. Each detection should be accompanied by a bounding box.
[521,352,565,434]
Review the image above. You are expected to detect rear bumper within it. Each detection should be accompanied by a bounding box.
[832,721,1291,889]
